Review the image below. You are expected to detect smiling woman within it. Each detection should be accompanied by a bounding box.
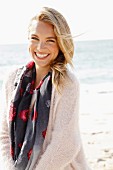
[28,21,59,88]
[0,7,90,170]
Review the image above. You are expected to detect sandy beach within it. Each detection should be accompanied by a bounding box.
[80,84,113,170]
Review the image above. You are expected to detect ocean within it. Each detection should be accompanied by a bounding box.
[0,39,113,97]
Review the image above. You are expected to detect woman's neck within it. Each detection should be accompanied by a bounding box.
[34,66,50,89]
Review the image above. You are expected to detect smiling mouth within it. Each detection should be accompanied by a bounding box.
[35,53,49,59]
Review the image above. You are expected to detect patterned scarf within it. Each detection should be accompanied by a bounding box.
[9,61,52,170]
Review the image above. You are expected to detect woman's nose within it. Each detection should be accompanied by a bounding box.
[36,42,46,51]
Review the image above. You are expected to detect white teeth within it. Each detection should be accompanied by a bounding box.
[35,53,48,58]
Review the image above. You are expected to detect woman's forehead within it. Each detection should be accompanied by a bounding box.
[29,20,56,37]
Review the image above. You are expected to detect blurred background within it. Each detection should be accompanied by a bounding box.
[0,0,113,169]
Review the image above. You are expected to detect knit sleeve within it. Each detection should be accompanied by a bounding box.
[33,77,85,170]
[0,71,17,170]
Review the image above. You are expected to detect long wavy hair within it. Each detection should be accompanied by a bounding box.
[28,7,74,90]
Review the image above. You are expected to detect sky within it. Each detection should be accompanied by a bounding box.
[0,0,113,44]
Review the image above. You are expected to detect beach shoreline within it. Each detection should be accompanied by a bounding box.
[80,87,113,170]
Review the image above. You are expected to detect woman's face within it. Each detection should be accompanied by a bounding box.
[28,20,59,70]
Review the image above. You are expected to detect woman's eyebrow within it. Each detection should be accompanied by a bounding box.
[31,34,38,37]
[30,34,56,40]
[46,37,56,39]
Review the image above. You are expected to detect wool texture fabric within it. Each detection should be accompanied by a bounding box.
[0,67,91,170]
[9,61,52,170]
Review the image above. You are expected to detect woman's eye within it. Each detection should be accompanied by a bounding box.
[47,39,55,43]
[31,37,39,41]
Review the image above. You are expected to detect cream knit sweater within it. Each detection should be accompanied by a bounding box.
[0,69,90,170]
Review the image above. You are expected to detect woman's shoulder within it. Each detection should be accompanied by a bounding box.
[57,69,80,97]
[2,69,17,92]
[2,66,25,98]
[3,66,24,87]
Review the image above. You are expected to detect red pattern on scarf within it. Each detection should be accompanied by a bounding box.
[27,149,33,160]
[9,104,16,121]
[19,109,29,121]
[26,61,34,69]
[20,88,24,96]
[10,146,14,157]
[32,110,38,121]
[42,129,47,138]
[18,143,23,148]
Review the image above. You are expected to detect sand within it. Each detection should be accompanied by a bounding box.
[79,87,113,170]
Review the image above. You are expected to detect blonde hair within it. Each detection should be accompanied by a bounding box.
[28,7,74,90]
